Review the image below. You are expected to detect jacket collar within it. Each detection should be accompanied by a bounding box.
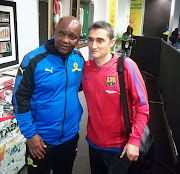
[90,53,119,69]
[45,39,72,58]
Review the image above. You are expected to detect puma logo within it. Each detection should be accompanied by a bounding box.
[19,67,25,74]
[45,67,53,73]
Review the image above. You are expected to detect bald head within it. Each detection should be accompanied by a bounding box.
[56,16,82,35]
[54,16,82,55]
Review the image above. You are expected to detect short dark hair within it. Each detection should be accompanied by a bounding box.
[88,21,115,40]
[127,25,133,34]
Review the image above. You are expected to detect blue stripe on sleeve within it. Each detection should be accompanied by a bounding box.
[125,59,145,105]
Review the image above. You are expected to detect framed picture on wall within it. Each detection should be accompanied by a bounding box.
[0,1,18,69]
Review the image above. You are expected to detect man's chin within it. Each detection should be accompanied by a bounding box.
[59,49,70,55]
[90,54,99,59]
[59,48,74,55]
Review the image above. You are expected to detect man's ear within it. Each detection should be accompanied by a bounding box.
[110,38,116,48]
[78,36,82,42]
[77,33,82,43]
[79,28,83,41]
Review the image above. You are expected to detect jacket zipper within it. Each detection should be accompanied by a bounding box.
[59,60,68,144]
[97,68,105,147]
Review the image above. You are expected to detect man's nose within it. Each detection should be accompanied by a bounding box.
[91,41,97,49]
[62,35,69,43]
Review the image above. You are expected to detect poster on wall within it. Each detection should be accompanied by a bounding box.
[0,1,18,69]
[129,0,143,35]
[109,0,116,29]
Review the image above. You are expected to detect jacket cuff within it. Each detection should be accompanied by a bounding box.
[14,111,37,139]
[128,135,141,147]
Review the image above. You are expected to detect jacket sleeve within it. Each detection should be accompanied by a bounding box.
[124,58,149,146]
[12,54,37,139]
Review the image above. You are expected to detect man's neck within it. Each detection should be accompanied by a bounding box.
[94,53,112,67]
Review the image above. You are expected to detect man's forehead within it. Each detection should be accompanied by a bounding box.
[59,18,80,29]
[88,36,105,40]
[57,21,81,34]
[88,28,109,39]
[69,20,80,28]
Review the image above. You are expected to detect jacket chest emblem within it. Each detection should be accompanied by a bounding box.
[45,67,53,73]
[106,76,116,87]
[72,62,82,72]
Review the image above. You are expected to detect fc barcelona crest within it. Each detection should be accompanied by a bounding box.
[106,76,116,87]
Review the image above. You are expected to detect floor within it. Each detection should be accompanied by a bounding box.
[18,78,178,174]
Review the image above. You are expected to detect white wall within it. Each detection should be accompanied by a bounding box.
[93,0,131,36]
[141,0,146,36]
[93,0,109,22]
[116,0,131,35]
[61,0,70,16]
[2,0,39,71]
[79,46,89,61]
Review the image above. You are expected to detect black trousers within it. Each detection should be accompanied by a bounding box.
[89,144,154,174]
[128,144,154,174]
[26,134,79,174]
[89,146,117,174]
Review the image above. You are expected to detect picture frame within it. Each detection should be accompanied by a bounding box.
[0,1,18,69]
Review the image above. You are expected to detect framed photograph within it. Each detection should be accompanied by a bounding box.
[0,1,18,69]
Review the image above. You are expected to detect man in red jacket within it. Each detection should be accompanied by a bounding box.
[82,21,150,174]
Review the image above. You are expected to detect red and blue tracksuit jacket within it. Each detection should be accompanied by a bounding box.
[82,54,149,148]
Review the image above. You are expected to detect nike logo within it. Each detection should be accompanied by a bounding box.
[85,78,90,80]
[19,67,25,75]
[45,67,53,73]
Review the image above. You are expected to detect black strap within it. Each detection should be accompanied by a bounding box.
[117,56,131,140]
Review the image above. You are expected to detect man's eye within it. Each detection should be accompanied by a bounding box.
[59,31,64,36]
[97,39,103,43]
[70,35,76,40]
[88,38,93,42]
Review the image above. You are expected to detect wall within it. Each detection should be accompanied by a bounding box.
[61,0,70,16]
[169,0,180,35]
[141,0,146,35]
[131,36,161,77]
[143,0,172,38]
[159,41,180,163]
[93,0,109,22]
[116,0,130,35]
[93,0,131,36]
[79,46,89,61]
[2,0,39,71]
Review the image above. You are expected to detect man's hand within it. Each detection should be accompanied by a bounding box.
[120,143,139,161]
[27,134,47,159]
